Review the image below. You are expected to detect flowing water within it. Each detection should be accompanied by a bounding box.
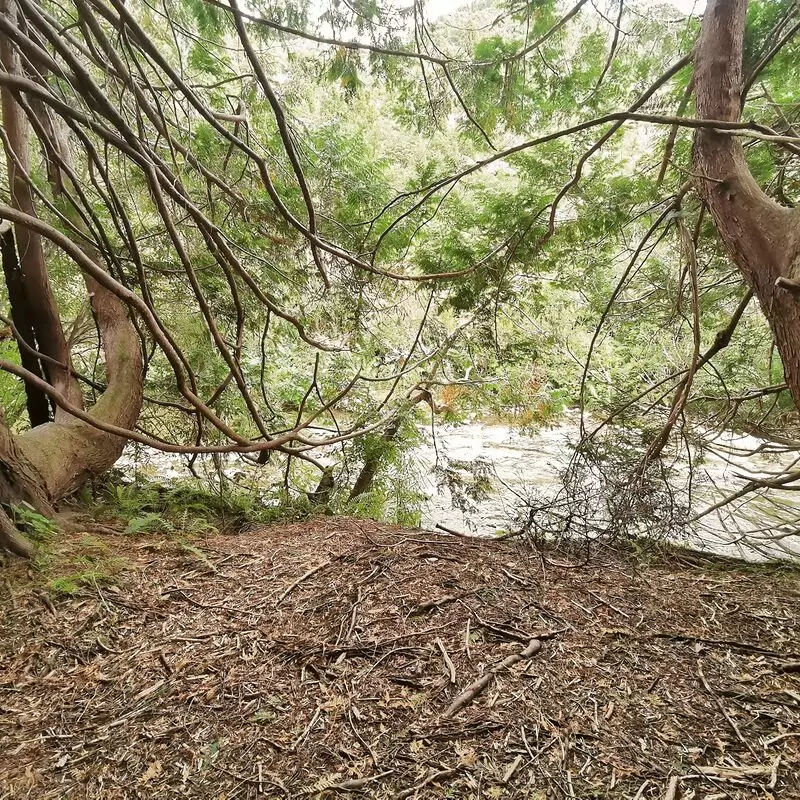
[119,414,800,562]
[415,415,800,561]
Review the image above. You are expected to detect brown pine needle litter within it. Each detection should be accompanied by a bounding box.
[1,517,799,798]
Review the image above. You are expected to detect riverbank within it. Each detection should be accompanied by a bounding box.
[2,517,799,798]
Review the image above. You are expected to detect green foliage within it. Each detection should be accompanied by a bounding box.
[124,512,175,536]
[11,503,58,542]
[103,479,238,531]
[326,49,363,95]
[743,0,795,73]
[48,571,114,596]
[337,415,426,525]
[0,340,28,427]
[348,480,424,528]
[183,0,227,36]
[178,540,218,572]
[188,43,226,77]
[41,535,128,597]
[98,467,324,538]
[2,0,795,540]
[435,458,493,514]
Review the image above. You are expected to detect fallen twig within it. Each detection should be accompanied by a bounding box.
[435,637,456,684]
[276,560,333,606]
[395,767,459,799]
[434,522,477,538]
[291,706,321,751]
[654,632,800,660]
[696,763,773,781]
[330,770,394,792]
[697,661,759,759]
[473,614,532,643]
[586,588,630,619]
[764,731,800,746]
[415,594,462,613]
[348,709,379,767]
[443,638,541,718]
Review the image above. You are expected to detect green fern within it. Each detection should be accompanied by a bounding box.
[12,502,57,542]
[124,512,174,535]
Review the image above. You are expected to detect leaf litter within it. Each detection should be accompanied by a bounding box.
[1,517,799,798]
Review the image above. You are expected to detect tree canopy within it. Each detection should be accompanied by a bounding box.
[0,0,798,555]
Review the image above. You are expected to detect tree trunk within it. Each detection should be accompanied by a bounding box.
[693,0,800,407]
[349,417,403,501]
[0,6,144,556]
[348,389,440,500]
[15,272,144,500]
[0,0,82,413]
[0,221,52,426]
[0,407,55,556]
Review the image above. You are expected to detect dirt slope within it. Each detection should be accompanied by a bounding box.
[1,518,799,798]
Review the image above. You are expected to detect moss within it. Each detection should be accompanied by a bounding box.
[47,570,116,596]
[47,576,82,596]
[34,532,129,598]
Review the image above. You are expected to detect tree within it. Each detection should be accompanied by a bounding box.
[694,0,800,407]
[0,0,141,556]
[0,0,459,554]
[0,0,797,557]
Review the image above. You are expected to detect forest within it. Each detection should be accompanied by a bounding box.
[1,0,799,796]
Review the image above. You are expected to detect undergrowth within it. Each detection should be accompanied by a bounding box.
[96,475,313,536]
[11,503,58,543]
[96,426,428,535]
[38,535,129,597]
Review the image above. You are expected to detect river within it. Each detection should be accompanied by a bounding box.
[118,416,800,562]
[416,415,800,561]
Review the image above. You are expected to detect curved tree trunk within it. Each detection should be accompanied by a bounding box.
[0,5,144,556]
[15,273,144,501]
[693,0,800,407]
[0,266,143,555]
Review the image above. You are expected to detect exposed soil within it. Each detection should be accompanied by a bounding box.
[1,518,799,799]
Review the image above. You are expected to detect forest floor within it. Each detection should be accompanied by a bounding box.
[1,518,799,800]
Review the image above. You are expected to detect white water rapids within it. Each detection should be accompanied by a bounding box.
[119,414,800,562]
[416,415,800,561]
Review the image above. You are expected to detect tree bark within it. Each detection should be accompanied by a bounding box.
[348,417,403,501]
[0,221,52,426]
[0,0,82,413]
[0,406,54,556]
[12,106,144,501]
[0,7,144,555]
[693,0,800,407]
[348,389,441,500]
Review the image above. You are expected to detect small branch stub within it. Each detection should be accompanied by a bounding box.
[775,276,800,298]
